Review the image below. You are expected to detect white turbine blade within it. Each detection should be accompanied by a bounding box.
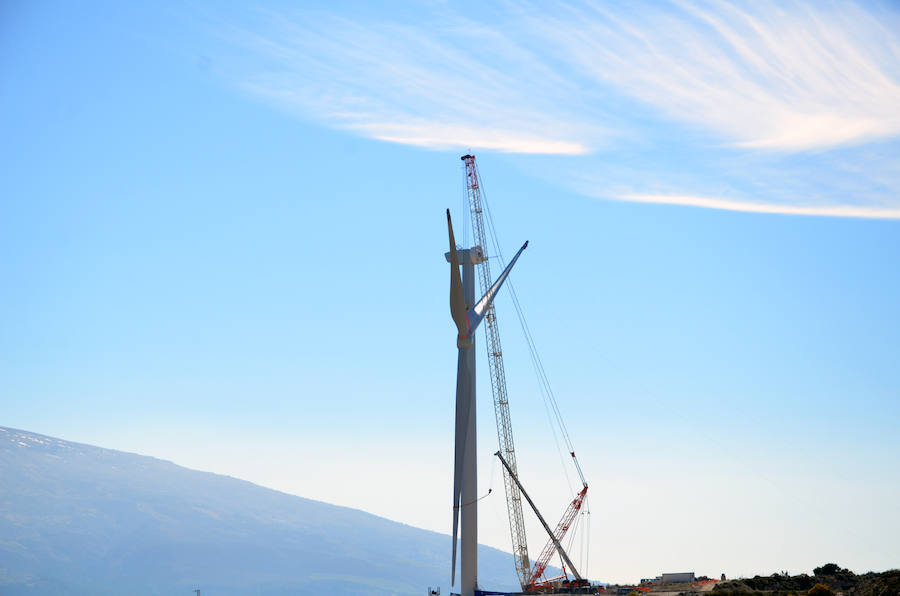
[451,496,459,586]
[451,526,458,586]
[451,343,474,587]
[447,210,469,339]
[468,240,528,333]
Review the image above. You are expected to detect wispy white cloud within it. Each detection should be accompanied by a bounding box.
[614,193,900,220]
[346,121,589,155]
[529,0,900,151]
[228,1,900,154]
[219,1,900,219]
[228,12,600,155]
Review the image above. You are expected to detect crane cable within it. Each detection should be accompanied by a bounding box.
[477,168,586,491]
[479,167,592,578]
[475,163,593,582]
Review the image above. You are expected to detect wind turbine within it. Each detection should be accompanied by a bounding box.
[446,209,527,596]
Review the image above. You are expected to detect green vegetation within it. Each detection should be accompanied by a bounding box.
[712,566,899,596]
[814,564,853,577]
[855,570,900,596]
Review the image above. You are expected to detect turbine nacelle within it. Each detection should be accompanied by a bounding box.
[445,245,483,347]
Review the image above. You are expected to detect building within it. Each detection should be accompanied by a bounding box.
[660,572,695,584]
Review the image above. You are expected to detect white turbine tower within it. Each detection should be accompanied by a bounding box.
[446,209,527,596]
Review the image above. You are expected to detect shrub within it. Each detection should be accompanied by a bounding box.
[814,564,851,576]
[808,583,835,596]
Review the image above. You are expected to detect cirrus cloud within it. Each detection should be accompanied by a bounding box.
[219,1,900,219]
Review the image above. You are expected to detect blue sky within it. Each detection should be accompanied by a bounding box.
[2,0,899,586]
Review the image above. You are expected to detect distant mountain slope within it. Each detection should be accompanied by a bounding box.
[0,427,521,596]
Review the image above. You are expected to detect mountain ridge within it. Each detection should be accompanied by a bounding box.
[0,426,522,596]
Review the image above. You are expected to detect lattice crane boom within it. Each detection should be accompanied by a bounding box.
[461,154,531,589]
[525,485,588,591]
[495,451,586,593]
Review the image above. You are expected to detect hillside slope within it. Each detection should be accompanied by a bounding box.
[0,427,521,596]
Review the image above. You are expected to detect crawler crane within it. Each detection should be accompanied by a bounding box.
[461,155,591,594]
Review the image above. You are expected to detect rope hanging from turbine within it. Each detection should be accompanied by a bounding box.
[453,489,492,509]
